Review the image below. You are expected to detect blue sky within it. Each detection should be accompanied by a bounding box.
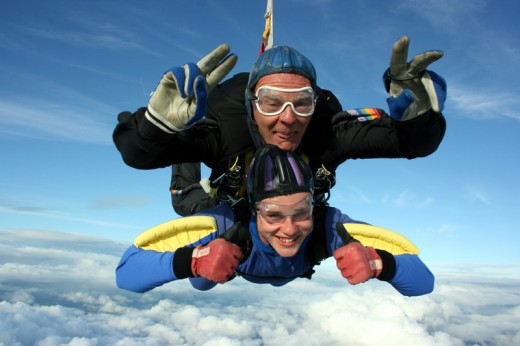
[1,0,520,268]
[1,1,519,344]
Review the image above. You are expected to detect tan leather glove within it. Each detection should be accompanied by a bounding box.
[146,44,238,132]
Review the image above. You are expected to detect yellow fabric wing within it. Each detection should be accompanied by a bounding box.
[132,217,418,255]
[134,216,218,252]
[344,223,419,255]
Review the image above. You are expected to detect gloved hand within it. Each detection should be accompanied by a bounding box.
[334,243,382,284]
[334,223,382,284]
[191,238,242,283]
[221,208,253,258]
[384,36,446,121]
[147,44,238,132]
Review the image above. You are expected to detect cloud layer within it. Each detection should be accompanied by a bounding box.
[1,229,519,345]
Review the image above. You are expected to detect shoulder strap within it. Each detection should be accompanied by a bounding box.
[300,203,329,279]
[220,198,253,261]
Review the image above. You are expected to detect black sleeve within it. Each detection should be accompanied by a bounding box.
[170,163,218,216]
[112,107,220,169]
[319,109,446,166]
[391,110,446,158]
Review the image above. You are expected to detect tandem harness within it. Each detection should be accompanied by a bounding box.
[211,152,336,206]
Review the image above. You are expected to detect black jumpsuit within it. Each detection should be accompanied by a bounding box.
[113,73,446,215]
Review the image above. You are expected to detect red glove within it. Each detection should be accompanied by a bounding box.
[333,242,382,285]
[191,238,242,283]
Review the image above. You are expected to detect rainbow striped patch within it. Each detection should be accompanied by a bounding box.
[346,108,382,121]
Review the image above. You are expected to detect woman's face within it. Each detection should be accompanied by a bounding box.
[255,192,314,257]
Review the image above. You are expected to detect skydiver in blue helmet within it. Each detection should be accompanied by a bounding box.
[113,36,447,217]
[116,144,434,296]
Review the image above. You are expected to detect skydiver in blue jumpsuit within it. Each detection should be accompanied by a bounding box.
[116,145,434,297]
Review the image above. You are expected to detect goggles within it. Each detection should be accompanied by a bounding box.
[256,196,314,225]
[251,86,317,117]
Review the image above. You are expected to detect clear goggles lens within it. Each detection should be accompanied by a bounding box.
[256,196,314,225]
[253,86,317,117]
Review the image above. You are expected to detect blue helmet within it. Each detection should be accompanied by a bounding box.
[246,145,314,204]
[247,46,317,92]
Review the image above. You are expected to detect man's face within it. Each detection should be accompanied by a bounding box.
[255,192,314,258]
[252,74,314,152]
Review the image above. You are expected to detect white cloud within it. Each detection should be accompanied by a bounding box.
[449,85,520,122]
[397,0,487,33]
[22,22,163,58]
[0,98,114,144]
[434,223,464,237]
[465,185,491,205]
[88,195,151,210]
[0,198,137,230]
[0,229,519,345]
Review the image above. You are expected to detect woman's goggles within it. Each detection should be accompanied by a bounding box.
[251,86,317,117]
[256,196,314,225]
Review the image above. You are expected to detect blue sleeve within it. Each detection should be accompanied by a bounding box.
[388,254,435,297]
[115,245,221,293]
[115,203,236,293]
[115,245,176,293]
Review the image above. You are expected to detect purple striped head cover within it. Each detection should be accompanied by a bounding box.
[246,144,314,204]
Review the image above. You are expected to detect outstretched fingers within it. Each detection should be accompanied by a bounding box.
[390,35,410,77]
[205,54,238,91]
[196,44,237,91]
[197,44,230,73]
[408,50,444,76]
[390,35,444,78]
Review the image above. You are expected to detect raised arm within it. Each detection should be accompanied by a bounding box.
[113,44,237,169]
[321,36,447,163]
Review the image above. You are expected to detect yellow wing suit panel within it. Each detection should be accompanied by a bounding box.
[344,223,419,255]
[132,217,419,256]
[134,216,218,252]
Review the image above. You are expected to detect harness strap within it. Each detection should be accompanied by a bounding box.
[313,165,335,204]
[300,203,329,279]
[220,198,253,262]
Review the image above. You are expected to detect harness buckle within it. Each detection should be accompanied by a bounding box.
[314,166,335,204]
[213,165,243,204]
